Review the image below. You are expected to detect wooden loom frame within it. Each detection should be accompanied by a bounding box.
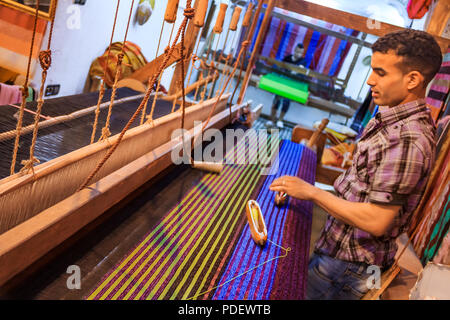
[0,95,255,286]
[0,0,57,21]
[0,0,270,289]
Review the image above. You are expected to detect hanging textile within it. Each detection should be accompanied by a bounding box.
[410,128,450,266]
[0,5,47,75]
[350,92,372,135]
[88,41,148,88]
[407,0,432,19]
[249,7,359,77]
[426,47,450,122]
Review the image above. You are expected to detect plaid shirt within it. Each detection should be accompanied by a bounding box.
[315,99,436,268]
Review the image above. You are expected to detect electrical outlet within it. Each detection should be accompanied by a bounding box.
[45,84,60,97]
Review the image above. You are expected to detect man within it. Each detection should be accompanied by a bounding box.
[270,29,442,299]
[266,43,307,129]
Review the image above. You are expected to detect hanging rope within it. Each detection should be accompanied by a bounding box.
[78,0,195,191]
[20,0,59,175]
[90,0,121,144]
[10,0,41,175]
[142,24,176,125]
[98,0,135,141]
[178,6,196,160]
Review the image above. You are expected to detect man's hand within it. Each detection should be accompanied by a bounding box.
[269,175,315,201]
[269,175,401,237]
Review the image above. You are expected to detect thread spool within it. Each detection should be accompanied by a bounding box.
[229,6,242,31]
[274,192,287,207]
[213,3,228,34]
[164,0,179,23]
[194,0,209,27]
[242,2,253,27]
[245,200,267,246]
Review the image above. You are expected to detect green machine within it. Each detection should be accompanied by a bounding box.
[258,73,309,104]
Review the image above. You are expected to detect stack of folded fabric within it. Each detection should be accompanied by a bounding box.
[313,120,357,141]
[321,142,355,169]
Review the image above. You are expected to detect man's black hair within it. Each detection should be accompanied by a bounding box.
[372,29,442,85]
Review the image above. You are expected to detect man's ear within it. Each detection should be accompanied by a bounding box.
[406,71,425,90]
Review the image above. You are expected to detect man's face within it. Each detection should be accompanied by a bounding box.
[293,46,304,60]
[366,50,410,108]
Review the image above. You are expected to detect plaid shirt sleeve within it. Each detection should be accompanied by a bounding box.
[369,139,426,206]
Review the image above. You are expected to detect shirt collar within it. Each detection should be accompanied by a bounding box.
[359,99,429,141]
[374,99,428,126]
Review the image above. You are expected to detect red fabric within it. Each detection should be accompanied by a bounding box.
[407,0,432,19]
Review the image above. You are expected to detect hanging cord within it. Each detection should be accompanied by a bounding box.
[207,34,222,100]
[230,24,251,105]
[90,0,121,144]
[142,23,176,125]
[197,33,215,101]
[98,0,135,141]
[188,40,249,162]
[20,0,59,174]
[10,1,41,175]
[187,239,291,300]
[186,32,202,87]
[217,30,238,92]
[178,5,197,162]
[78,0,195,192]
[203,33,221,101]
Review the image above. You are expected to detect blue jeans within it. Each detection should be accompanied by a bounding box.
[272,95,290,113]
[306,253,373,300]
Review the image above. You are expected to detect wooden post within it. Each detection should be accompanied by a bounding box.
[168,0,202,95]
[425,0,450,39]
[237,0,272,104]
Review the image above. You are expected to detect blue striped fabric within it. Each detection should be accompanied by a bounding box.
[213,140,305,299]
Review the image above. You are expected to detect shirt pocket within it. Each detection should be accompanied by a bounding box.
[354,148,369,182]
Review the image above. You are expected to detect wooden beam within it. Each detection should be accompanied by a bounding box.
[276,0,450,53]
[168,0,202,95]
[426,0,450,39]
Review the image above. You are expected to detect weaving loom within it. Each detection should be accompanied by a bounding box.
[0,0,265,288]
[86,138,316,300]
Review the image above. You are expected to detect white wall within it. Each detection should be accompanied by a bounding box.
[337,34,377,102]
[35,0,192,98]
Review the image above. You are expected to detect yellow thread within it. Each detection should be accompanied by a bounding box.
[186,239,291,300]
